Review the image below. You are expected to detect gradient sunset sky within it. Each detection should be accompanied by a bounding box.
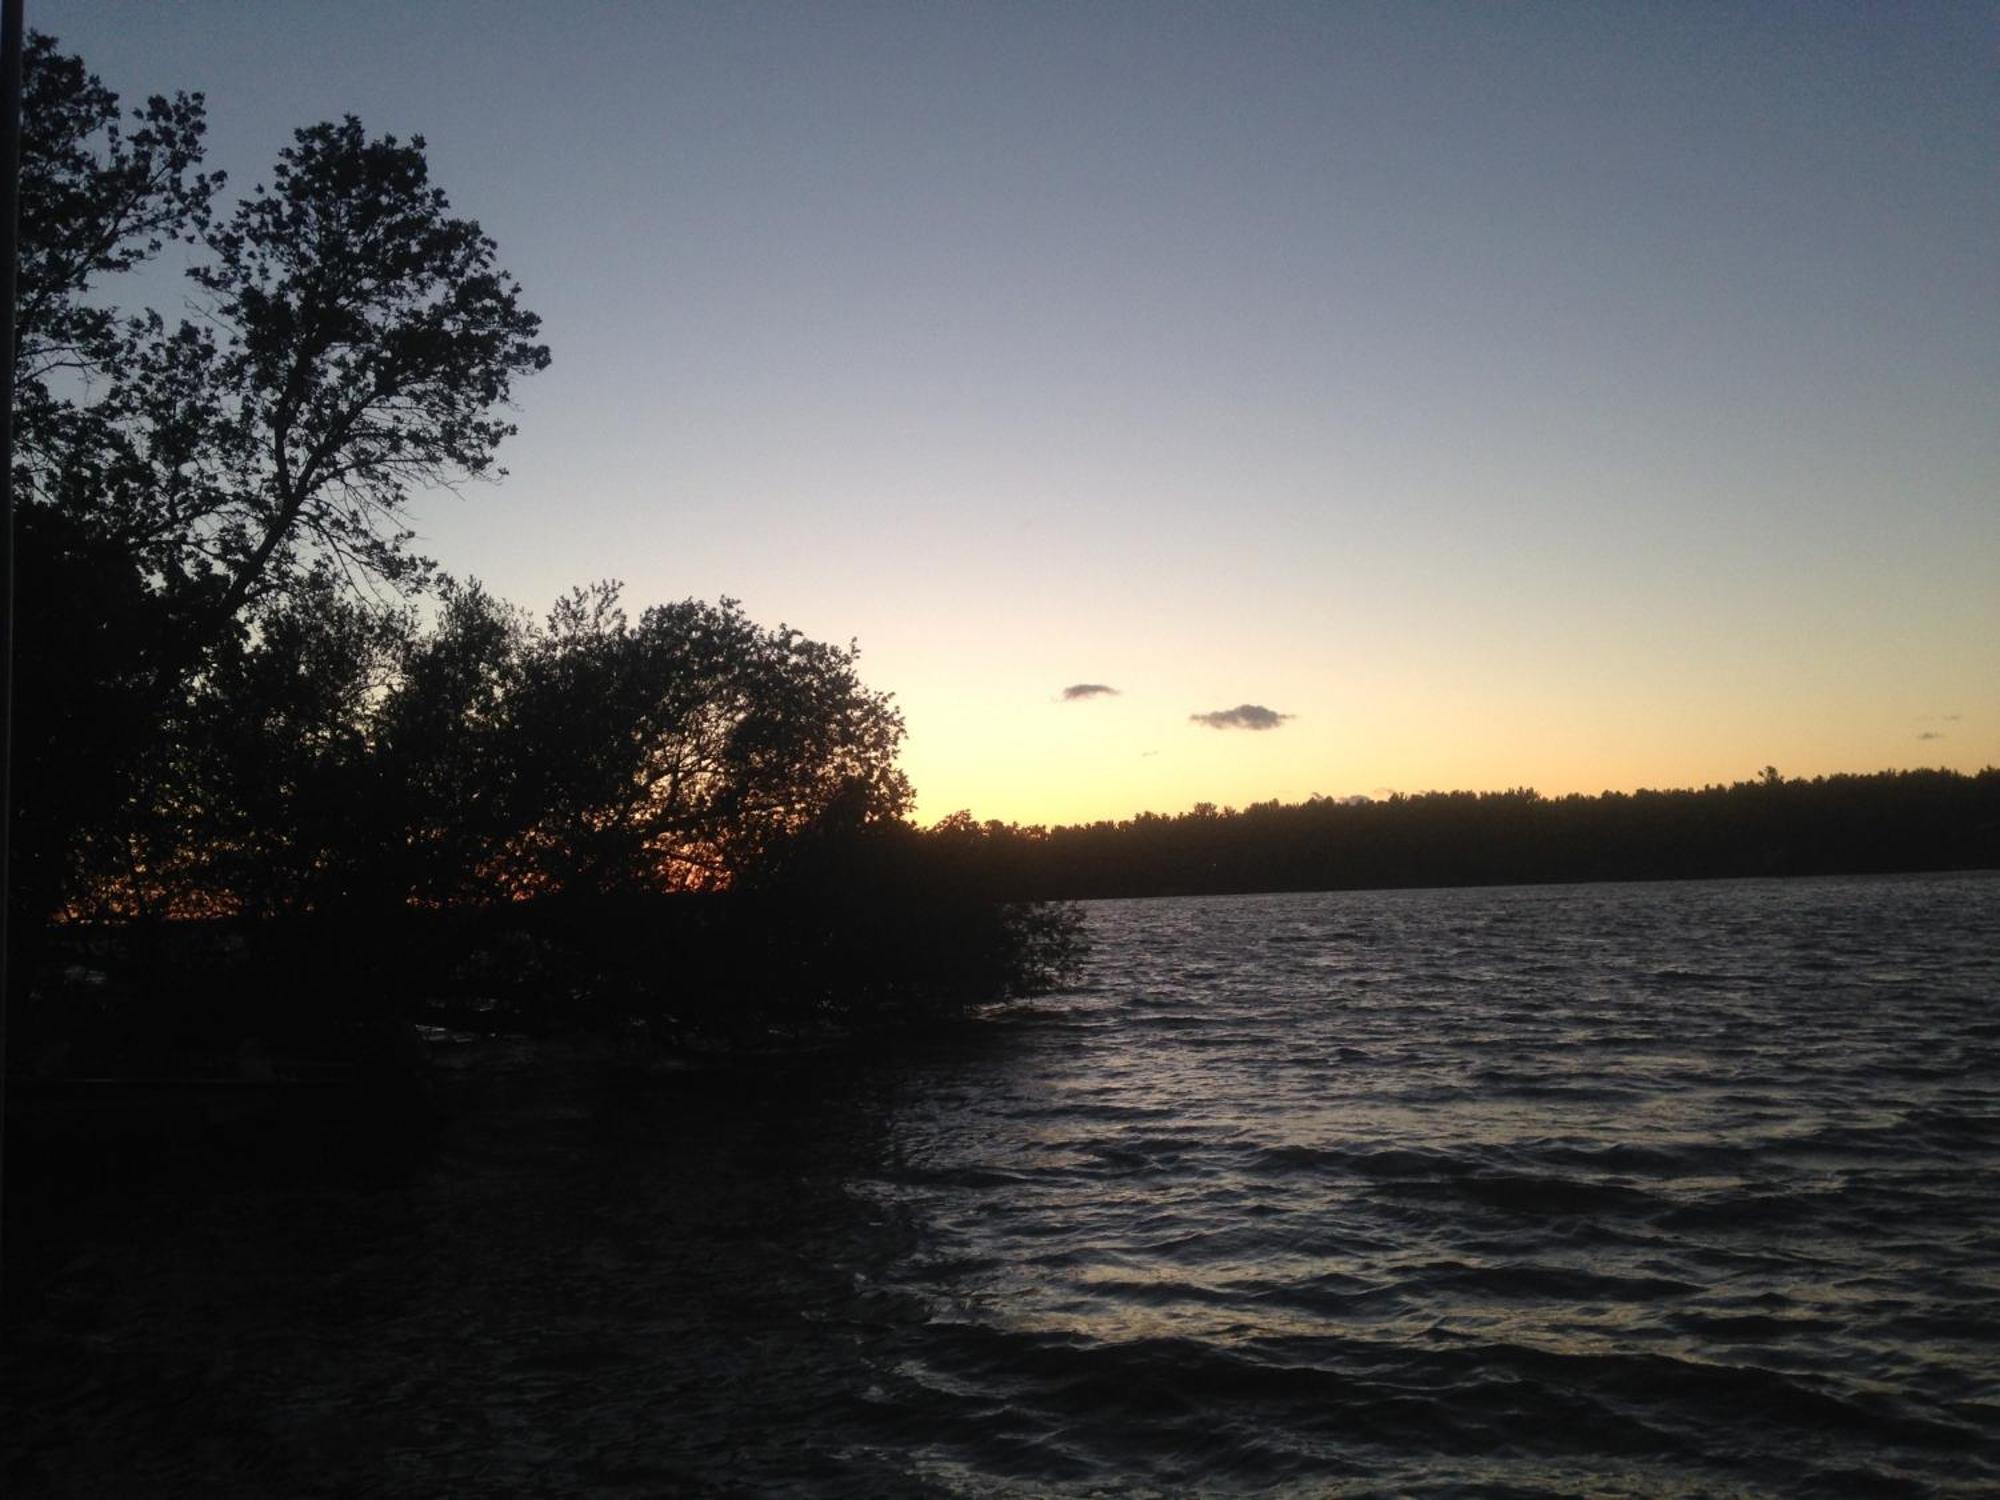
[44,1,1997,825]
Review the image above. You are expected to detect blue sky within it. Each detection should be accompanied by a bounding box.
[41,1,1999,822]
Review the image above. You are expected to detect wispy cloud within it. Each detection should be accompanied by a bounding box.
[1061,683,1119,701]
[1190,703,1291,731]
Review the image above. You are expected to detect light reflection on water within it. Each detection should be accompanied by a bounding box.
[15,873,1992,1497]
[847,872,2000,1495]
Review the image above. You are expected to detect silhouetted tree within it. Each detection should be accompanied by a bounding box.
[11,35,1073,1046]
[11,34,546,923]
[178,580,410,917]
[17,36,546,638]
[11,507,176,923]
[187,116,548,633]
[466,586,912,899]
[364,579,526,906]
[82,580,913,919]
[12,32,224,493]
[11,35,226,926]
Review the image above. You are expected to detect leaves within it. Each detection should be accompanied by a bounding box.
[391,588,913,903]
[13,33,222,393]
[120,584,909,916]
[15,39,549,659]
[10,33,547,920]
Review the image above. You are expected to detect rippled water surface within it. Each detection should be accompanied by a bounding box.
[10,873,1997,1497]
[846,874,2000,1495]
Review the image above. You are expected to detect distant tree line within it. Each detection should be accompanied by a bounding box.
[11,33,1077,1057]
[916,768,2000,902]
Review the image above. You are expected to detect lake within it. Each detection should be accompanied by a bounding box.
[7,872,1996,1497]
[846,872,2000,1495]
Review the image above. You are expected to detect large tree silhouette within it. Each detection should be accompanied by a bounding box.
[489,588,911,899]
[18,59,547,647]
[12,32,222,488]
[12,35,546,922]
[188,117,548,631]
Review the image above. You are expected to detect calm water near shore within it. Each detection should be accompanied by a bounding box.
[7,871,1997,1497]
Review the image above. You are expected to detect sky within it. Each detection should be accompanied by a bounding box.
[39,1,1999,826]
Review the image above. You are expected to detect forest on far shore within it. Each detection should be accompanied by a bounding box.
[914,767,1999,902]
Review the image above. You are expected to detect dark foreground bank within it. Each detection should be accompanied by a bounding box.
[2,1031,957,1498]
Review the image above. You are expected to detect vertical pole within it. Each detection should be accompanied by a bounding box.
[0,0,25,1287]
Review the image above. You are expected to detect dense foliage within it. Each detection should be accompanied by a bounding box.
[166,582,912,918]
[13,32,546,926]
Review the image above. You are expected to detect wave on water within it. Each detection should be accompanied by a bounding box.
[849,874,2000,1495]
[10,873,1992,1497]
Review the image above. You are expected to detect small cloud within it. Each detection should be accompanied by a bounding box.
[1917,730,1945,741]
[1061,683,1119,701]
[1190,703,1292,731]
